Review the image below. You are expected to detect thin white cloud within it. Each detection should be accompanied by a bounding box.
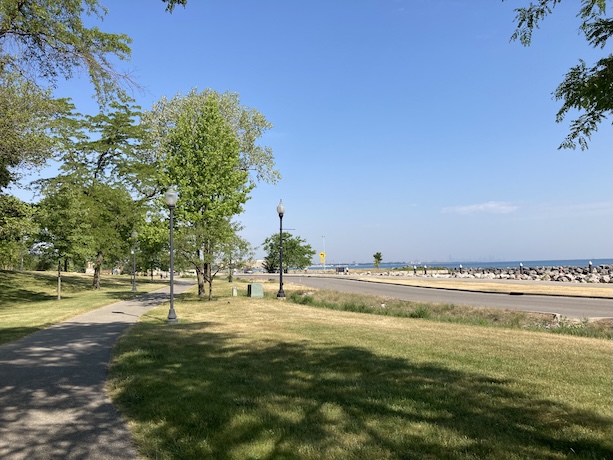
[442,201,518,215]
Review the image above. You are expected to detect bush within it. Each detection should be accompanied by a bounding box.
[410,305,431,319]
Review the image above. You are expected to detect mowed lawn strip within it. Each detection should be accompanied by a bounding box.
[0,270,168,345]
[108,281,612,460]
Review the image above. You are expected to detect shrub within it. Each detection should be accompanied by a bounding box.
[410,305,431,319]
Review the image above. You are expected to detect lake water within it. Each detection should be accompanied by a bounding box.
[310,258,613,270]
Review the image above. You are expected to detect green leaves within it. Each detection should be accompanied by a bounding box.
[156,92,262,297]
[0,0,133,105]
[143,88,279,188]
[35,182,94,263]
[506,0,611,150]
[373,252,383,269]
[162,0,188,13]
[0,194,34,243]
[554,56,613,150]
[263,232,316,272]
[165,97,251,224]
[0,73,72,190]
[57,99,146,189]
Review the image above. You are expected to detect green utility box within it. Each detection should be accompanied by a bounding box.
[247,283,264,298]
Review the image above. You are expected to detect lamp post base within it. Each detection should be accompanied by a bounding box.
[167,308,178,323]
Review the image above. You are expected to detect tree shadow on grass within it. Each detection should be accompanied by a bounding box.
[0,269,168,310]
[110,323,612,459]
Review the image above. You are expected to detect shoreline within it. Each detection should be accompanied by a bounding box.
[309,259,613,271]
[282,270,613,299]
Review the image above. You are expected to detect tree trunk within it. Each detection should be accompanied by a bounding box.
[19,238,24,271]
[57,259,62,300]
[206,262,213,301]
[92,250,103,289]
[195,264,206,298]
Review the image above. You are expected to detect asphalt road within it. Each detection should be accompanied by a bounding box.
[246,274,612,319]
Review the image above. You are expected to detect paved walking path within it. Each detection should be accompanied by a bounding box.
[0,280,195,460]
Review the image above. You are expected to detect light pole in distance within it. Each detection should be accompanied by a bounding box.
[276,200,285,299]
[131,230,138,292]
[165,187,178,322]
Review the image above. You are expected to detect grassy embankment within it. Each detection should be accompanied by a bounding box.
[108,278,613,459]
[285,285,613,339]
[351,275,613,298]
[0,270,168,346]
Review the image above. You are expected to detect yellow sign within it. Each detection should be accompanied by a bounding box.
[319,252,326,258]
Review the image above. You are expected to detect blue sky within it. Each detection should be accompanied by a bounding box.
[11,0,612,264]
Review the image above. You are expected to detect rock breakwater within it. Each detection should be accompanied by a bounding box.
[362,264,612,283]
[450,264,612,283]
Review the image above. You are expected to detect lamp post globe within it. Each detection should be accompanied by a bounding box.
[165,187,178,322]
[165,187,178,208]
[277,200,284,218]
[276,200,286,299]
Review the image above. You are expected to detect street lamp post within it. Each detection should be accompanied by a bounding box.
[131,230,138,292]
[276,200,285,299]
[165,187,178,322]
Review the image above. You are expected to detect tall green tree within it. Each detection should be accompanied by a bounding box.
[37,175,140,288]
[0,194,35,269]
[262,232,315,273]
[37,100,146,288]
[373,252,382,269]
[506,0,612,150]
[143,89,278,295]
[85,180,141,289]
[135,215,168,280]
[143,88,279,189]
[163,97,253,298]
[35,183,93,298]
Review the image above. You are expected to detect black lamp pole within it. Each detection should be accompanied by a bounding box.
[276,200,285,299]
[165,187,178,322]
[131,230,138,292]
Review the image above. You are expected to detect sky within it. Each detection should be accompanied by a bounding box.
[9,0,613,264]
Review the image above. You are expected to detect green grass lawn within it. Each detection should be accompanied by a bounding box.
[108,280,613,459]
[0,270,168,345]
